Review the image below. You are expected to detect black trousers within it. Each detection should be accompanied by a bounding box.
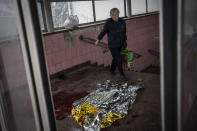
[109,47,124,76]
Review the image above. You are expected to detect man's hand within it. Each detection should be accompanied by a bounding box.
[121,41,127,50]
[95,40,100,46]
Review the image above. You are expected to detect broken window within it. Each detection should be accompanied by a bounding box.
[51,1,93,28]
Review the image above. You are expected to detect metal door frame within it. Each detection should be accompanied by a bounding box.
[6,0,57,130]
[160,0,183,130]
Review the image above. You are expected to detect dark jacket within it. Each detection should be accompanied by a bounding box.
[97,18,127,48]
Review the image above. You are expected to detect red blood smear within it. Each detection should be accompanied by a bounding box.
[53,92,89,120]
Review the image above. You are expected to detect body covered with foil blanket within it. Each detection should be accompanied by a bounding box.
[72,80,144,131]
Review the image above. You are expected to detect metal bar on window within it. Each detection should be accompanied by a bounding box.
[130,0,132,16]
[124,0,126,17]
[40,1,47,31]
[92,0,96,22]
[43,0,54,32]
[126,0,131,17]
[146,0,148,13]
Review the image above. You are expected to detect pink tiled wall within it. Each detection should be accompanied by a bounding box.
[126,15,160,71]
[43,14,160,75]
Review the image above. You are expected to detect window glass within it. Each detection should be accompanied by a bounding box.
[95,0,125,21]
[131,0,146,15]
[0,0,37,130]
[182,0,197,130]
[147,0,159,12]
[51,2,70,28]
[0,0,17,40]
[51,1,93,28]
[72,1,94,24]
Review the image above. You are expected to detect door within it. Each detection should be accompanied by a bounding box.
[179,0,197,130]
[0,0,56,131]
[160,0,197,130]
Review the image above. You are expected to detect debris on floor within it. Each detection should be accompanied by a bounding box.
[72,80,144,131]
[57,74,67,80]
[51,65,161,131]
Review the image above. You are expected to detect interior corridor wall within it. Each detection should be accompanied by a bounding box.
[43,14,160,75]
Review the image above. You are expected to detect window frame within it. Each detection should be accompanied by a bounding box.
[37,1,47,32]
[39,0,159,33]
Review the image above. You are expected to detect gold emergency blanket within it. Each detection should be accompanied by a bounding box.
[72,80,144,131]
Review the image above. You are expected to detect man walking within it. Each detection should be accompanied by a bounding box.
[95,8,127,81]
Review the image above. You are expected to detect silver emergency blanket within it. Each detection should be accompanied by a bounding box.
[72,80,144,131]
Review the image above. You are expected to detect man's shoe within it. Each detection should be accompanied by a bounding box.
[110,70,116,75]
[121,75,127,81]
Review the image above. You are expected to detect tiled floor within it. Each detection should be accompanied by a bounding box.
[50,65,161,131]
